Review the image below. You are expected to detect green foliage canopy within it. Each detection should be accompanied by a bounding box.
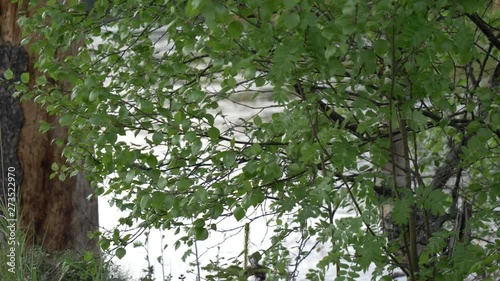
[19,0,499,280]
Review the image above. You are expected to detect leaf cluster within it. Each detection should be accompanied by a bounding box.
[19,0,500,280]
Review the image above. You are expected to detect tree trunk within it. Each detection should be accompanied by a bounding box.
[0,1,98,253]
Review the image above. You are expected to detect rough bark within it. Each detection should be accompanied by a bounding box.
[0,1,98,253]
[0,44,25,205]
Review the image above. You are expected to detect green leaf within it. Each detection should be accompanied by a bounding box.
[178,178,192,191]
[211,203,224,219]
[152,131,163,145]
[193,218,205,227]
[140,194,152,210]
[141,100,154,114]
[83,251,93,262]
[227,21,244,38]
[123,167,136,183]
[3,69,13,80]
[191,139,202,154]
[223,151,237,168]
[184,131,197,142]
[59,114,73,126]
[264,163,282,180]
[38,121,51,133]
[36,76,47,85]
[325,46,336,60]
[194,186,208,202]
[225,77,236,88]
[89,114,102,126]
[207,127,220,141]
[283,0,299,10]
[253,115,262,126]
[477,128,492,142]
[174,111,185,125]
[89,90,100,102]
[185,0,203,17]
[283,13,300,29]
[158,177,168,189]
[100,239,110,251]
[255,77,265,87]
[115,248,126,259]
[460,0,484,13]
[425,189,448,215]
[249,190,265,207]
[21,72,30,83]
[233,207,245,221]
[146,155,158,168]
[195,227,209,240]
[373,39,389,56]
[243,65,256,79]
[151,191,166,208]
[392,199,412,225]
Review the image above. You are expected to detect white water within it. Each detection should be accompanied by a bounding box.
[95,29,377,281]
[98,94,376,281]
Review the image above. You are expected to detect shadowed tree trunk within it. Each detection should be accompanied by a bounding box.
[0,1,98,253]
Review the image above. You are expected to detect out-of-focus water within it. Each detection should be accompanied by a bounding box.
[96,30,376,281]
[99,94,375,281]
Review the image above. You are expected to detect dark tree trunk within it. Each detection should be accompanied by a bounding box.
[0,1,98,253]
[0,45,24,206]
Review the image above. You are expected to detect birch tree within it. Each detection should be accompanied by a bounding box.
[20,0,500,280]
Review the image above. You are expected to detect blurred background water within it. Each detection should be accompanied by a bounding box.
[98,96,373,281]
[96,29,375,281]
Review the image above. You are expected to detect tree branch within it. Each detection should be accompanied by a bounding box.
[466,13,500,51]
[317,100,361,137]
[430,136,470,190]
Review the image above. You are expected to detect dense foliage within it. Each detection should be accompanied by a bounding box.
[18,0,499,280]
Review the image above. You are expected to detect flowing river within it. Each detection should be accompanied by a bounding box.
[96,29,377,281]
[98,97,375,281]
